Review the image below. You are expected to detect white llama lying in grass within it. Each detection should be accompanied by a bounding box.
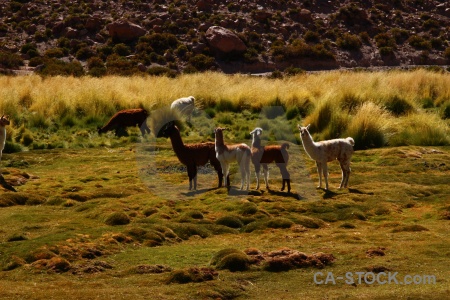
[170,96,195,123]
[214,127,251,190]
[298,124,354,190]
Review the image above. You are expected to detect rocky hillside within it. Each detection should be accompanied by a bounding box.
[1,0,450,76]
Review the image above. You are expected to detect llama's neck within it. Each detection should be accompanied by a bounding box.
[301,131,319,157]
[0,126,6,148]
[215,131,225,148]
[169,128,186,159]
[252,136,262,149]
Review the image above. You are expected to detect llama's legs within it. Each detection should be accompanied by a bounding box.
[140,123,151,136]
[254,163,261,190]
[339,161,351,188]
[220,163,229,188]
[278,164,291,192]
[316,162,323,188]
[211,159,224,187]
[245,157,250,191]
[262,164,269,189]
[322,163,329,190]
[187,165,197,190]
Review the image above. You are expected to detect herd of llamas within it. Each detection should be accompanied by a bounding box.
[0,95,356,193]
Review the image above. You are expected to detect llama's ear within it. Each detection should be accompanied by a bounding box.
[306,124,311,130]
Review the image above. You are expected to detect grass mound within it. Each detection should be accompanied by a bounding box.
[166,267,218,284]
[215,215,244,228]
[105,212,131,226]
[210,248,250,272]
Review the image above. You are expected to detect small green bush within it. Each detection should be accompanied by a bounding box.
[384,95,414,116]
[442,102,450,119]
[105,212,130,226]
[267,218,294,229]
[408,35,432,50]
[215,215,244,228]
[337,33,362,51]
[0,51,24,68]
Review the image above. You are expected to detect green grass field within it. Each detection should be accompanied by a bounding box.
[0,71,449,299]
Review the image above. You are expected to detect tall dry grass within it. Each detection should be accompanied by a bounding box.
[0,69,449,147]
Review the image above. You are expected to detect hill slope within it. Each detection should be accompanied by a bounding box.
[1,0,450,75]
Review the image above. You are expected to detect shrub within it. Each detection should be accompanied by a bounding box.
[285,106,300,120]
[389,114,450,146]
[75,47,96,60]
[35,58,84,77]
[105,212,130,226]
[0,51,23,68]
[408,35,432,50]
[188,54,216,71]
[113,43,131,56]
[45,47,67,59]
[444,47,450,60]
[337,33,362,51]
[304,100,335,133]
[384,95,414,116]
[272,39,334,61]
[345,102,389,150]
[374,33,396,48]
[442,102,450,119]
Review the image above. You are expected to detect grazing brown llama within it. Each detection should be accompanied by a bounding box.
[159,121,228,190]
[214,127,251,191]
[250,127,291,193]
[98,108,150,136]
[298,124,354,190]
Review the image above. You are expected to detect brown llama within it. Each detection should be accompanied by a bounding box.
[98,108,150,136]
[250,127,291,193]
[159,121,228,190]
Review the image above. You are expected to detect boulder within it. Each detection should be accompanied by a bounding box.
[205,26,247,54]
[106,20,146,42]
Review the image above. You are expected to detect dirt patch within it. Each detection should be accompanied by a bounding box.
[210,247,335,273]
[71,260,114,274]
[366,247,386,257]
[129,264,172,274]
[255,248,336,272]
[365,265,390,273]
[166,267,218,284]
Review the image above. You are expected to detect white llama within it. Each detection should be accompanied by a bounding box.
[298,124,354,190]
[214,127,251,190]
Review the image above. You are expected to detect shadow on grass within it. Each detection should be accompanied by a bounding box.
[267,188,302,200]
[0,175,17,192]
[181,187,220,196]
[349,188,374,195]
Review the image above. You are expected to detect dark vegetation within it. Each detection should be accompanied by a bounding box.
[1,0,450,76]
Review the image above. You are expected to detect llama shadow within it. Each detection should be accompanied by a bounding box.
[0,175,17,192]
[227,188,254,196]
[181,188,215,196]
[267,188,301,200]
[349,188,373,195]
[322,189,338,199]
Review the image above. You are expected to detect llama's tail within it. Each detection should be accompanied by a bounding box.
[346,137,355,146]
